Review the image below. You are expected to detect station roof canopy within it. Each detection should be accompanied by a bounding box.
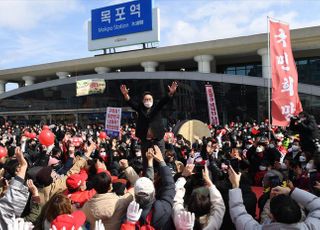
[1,25,320,82]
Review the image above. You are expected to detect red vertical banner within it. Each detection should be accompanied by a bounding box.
[205,84,219,125]
[270,19,303,126]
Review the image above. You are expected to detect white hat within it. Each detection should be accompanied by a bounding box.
[134,177,155,195]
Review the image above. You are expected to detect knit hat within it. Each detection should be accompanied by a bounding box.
[51,210,86,230]
[134,177,155,195]
[36,166,53,187]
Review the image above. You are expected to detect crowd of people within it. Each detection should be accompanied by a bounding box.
[0,83,319,229]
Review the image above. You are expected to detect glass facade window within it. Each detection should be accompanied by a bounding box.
[219,57,320,86]
[0,79,319,125]
[0,79,265,125]
[220,63,262,77]
[296,57,320,85]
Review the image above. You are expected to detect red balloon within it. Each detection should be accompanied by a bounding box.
[99,131,107,139]
[24,131,30,138]
[0,146,8,158]
[39,130,55,146]
[42,125,50,130]
[29,132,37,139]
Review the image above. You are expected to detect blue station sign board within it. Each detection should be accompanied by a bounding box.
[91,0,153,40]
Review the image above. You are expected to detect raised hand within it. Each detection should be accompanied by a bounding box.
[15,147,28,179]
[8,218,34,230]
[126,201,143,223]
[175,211,195,230]
[27,179,39,197]
[152,145,164,162]
[181,164,194,177]
[85,141,96,158]
[95,219,105,230]
[120,85,130,101]
[146,148,154,167]
[168,81,178,96]
[228,165,241,189]
[202,165,213,187]
[271,186,291,198]
[119,159,129,170]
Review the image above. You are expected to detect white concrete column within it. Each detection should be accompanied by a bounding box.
[257,48,269,79]
[0,80,6,94]
[141,61,158,72]
[94,67,110,74]
[22,76,35,86]
[56,72,70,79]
[194,55,214,73]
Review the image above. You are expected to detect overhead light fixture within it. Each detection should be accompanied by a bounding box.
[180,68,185,72]
[116,69,121,72]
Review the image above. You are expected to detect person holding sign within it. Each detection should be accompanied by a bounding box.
[120,81,178,170]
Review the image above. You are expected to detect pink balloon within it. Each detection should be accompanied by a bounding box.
[39,130,55,146]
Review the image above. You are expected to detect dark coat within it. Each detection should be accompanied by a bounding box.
[127,95,172,141]
[290,115,319,153]
[138,164,176,229]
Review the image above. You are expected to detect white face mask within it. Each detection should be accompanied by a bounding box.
[135,151,142,157]
[256,146,264,153]
[259,165,267,171]
[144,101,153,108]
[306,162,314,171]
[280,163,287,170]
[299,155,306,162]
[292,145,299,152]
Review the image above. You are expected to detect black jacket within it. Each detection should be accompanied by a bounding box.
[127,95,172,140]
[289,115,319,153]
[152,164,176,229]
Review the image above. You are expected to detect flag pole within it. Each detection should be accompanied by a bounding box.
[267,16,271,139]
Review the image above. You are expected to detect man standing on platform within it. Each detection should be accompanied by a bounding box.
[120,81,178,170]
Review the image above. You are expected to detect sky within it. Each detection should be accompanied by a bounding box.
[0,0,320,72]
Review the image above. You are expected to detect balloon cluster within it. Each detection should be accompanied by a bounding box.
[24,131,37,139]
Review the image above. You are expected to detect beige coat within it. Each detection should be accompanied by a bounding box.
[82,190,133,230]
[38,156,87,205]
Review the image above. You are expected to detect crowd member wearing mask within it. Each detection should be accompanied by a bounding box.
[287,141,302,162]
[173,165,225,230]
[289,112,320,154]
[35,143,93,205]
[121,145,175,229]
[120,82,178,171]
